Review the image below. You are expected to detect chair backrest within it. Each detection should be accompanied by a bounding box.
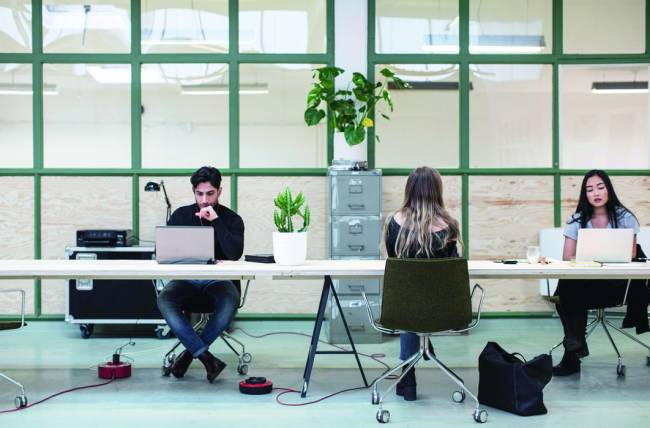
[379,257,472,333]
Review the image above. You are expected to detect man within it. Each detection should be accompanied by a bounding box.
[157,166,244,383]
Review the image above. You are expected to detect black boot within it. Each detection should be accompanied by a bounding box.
[171,349,193,378]
[563,336,589,358]
[553,351,581,376]
[197,350,227,383]
[395,367,416,401]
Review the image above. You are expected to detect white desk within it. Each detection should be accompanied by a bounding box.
[2,259,649,280]
[1,258,649,396]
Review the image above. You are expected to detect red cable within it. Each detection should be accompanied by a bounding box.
[0,375,117,414]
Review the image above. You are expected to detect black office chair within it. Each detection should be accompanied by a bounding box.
[362,258,487,424]
[0,289,28,409]
[549,244,650,377]
[161,280,252,376]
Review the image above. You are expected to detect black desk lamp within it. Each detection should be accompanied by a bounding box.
[144,180,172,223]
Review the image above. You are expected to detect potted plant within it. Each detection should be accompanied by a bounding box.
[272,188,311,265]
[303,66,408,151]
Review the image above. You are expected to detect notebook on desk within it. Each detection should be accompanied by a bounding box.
[575,228,634,263]
[155,226,215,264]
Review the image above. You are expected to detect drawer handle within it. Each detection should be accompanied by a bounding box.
[348,245,365,251]
[348,285,366,292]
[348,203,365,210]
[348,224,363,234]
[349,184,363,194]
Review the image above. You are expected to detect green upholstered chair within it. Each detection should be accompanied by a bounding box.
[362,257,487,424]
[0,289,28,409]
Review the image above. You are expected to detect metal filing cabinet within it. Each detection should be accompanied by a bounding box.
[65,246,165,338]
[325,168,383,344]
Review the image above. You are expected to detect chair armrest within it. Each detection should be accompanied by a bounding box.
[361,292,397,335]
[0,289,26,328]
[452,283,485,333]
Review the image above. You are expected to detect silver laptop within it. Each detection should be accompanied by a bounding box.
[576,228,634,263]
[155,226,215,264]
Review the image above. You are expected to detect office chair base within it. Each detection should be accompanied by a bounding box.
[370,336,487,423]
[551,308,650,377]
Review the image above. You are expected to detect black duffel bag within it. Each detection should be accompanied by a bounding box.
[478,341,552,416]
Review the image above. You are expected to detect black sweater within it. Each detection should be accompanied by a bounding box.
[168,203,245,261]
[385,217,458,259]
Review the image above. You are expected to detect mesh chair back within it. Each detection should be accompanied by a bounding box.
[379,258,472,333]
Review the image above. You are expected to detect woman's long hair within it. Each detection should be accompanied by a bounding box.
[570,169,636,228]
[388,167,461,258]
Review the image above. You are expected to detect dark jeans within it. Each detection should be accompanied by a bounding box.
[400,333,420,360]
[157,280,240,357]
[555,279,627,350]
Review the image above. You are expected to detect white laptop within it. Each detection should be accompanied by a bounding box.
[155,226,215,264]
[575,228,634,263]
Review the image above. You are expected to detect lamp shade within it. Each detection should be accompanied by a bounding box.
[144,181,161,192]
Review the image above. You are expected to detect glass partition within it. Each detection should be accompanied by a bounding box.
[141,63,229,168]
[43,63,131,168]
[0,63,33,167]
[0,0,32,52]
[43,0,131,53]
[375,63,459,168]
[238,0,326,53]
[470,63,553,168]
[141,0,229,54]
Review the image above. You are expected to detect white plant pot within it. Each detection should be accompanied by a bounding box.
[273,231,308,265]
[333,132,367,162]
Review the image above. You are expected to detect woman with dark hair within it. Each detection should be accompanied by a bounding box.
[553,169,641,376]
[384,166,462,401]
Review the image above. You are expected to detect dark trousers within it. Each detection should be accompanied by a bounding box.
[555,279,627,348]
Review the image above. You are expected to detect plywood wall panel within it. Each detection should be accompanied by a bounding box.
[469,176,554,312]
[237,177,327,313]
[41,176,132,314]
[0,177,35,313]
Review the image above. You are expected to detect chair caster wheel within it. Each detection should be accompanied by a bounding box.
[617,364,626,377]
[15,395,27,409]
[237,364,249,375]
[473,409,488,423]
[242,353,252,364]
[79,324,94,339]
[371,391,380,405]
[155,327,172,339]
[452,390,465,403]
[646,356,650,367]
[376,409,390,423]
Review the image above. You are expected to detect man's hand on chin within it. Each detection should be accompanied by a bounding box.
[195,206,218,222]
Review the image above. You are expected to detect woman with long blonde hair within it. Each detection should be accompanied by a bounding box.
[384,166,461,401]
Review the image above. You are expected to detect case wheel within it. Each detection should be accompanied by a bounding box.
[14,395,27,409]
[79,324,94,339]
[452,390,465,403]
[617,364,626,377]
[376,409,390,423]
[473,409,488,423]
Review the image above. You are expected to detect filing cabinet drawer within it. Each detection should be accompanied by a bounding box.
[331,216,381,256]
[334,278,381,295]
[330,174,380,215]
[324,296,383,344]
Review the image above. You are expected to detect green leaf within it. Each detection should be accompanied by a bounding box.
[380,113,390,120]
[304,107,326,126]
[379,68,395,78]
[375,134,381,144]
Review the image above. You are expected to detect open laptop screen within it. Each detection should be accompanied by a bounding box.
[155,226,215,264]
[575,228,634,263]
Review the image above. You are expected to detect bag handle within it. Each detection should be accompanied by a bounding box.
[510,352,527,363]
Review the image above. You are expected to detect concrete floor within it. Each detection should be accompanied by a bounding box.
[1,318,649,427]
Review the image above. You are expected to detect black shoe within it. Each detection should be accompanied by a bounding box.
[563,337,589,358]
[171,350,193,378]
[395,367,417,401]
[197,351,227,383]
[553,352,581,376]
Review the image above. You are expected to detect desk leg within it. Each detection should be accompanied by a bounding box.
[300,275,368,398]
